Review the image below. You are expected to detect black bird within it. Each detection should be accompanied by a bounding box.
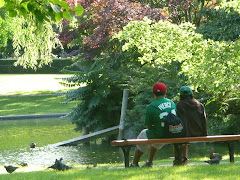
[86,163,97,169]
[204,155,222,165]
[208,147,220,159]
[4,165,18,173]
[30,141,36,148]
[48,158,72,171]
[48,158,63,170]
[48,163,57,170]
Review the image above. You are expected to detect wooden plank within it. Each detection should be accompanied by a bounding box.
[49,125,119,147]
[111,135,240,146]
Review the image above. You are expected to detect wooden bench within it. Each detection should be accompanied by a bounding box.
[111,135,240,167]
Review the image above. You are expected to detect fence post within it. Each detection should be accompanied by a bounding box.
[118,89,129,140]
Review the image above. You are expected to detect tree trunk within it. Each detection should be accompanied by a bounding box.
[188,5,192,23]
[184,9,188,22]
[82,126,90,146]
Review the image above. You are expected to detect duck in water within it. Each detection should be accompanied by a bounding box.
[29,141,36,148]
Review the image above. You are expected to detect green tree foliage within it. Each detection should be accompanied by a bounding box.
[0,0,83,69]
[11,16,57,69]
[196,3,240,41]
[61,38,184,132]
[0,9,14,57]
[114,17,240,135]
[136,0,218,26]
[61,1,239,135]
[114,18,239,95]
[191,0,240,134]
[60,0,170,132]
[0,0,83,22]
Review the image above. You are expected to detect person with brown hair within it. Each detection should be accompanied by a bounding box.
[173,86,207,165]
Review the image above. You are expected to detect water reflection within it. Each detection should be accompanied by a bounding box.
[0,144,122,167]
[0,142,239,167]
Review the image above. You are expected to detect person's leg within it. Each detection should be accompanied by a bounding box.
[141,143,164,167]
[133,148,144,165]
[130,129,149,167]
[174,144,188,158]
[182,144,188,158]
[148,146,158,163]
[182,144,189,165]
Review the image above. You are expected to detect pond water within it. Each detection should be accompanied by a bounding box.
[1,118,240,168]
[1,141,240,168]
[0,144,124,166]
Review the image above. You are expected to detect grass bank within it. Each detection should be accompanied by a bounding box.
[0,95,76,116]
[0,162,240,180]
[0,74,78,116]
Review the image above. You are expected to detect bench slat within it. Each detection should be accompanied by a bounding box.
[111,135,240,146]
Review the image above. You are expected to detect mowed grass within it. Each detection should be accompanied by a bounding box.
[0,74,78,116]
[0,95,77,116]
[0,74,74,95]
[0,161,240,180]
[0,119,81,150]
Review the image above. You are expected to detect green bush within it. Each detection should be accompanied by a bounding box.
[0,58,74,74]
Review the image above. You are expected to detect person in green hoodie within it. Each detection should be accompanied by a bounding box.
[173,86,207,165]
[130,82,177,167]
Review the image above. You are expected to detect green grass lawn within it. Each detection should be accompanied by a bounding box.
[0,74,74,95]
[0,74,78,116]
[0,161,240,180]
[0,95,77,116]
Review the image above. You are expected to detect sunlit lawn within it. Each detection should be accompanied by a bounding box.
[0,95,77,116]
[0,74,75,95]
[0,161,240,180]
[0,74,78,116]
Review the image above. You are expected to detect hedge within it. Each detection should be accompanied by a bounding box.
[0,59,74,74]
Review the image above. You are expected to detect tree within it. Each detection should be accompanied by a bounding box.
[0,8,14,57]
[135,0,218,26]
[114,17,240,135]
[61,0,169,132]
[59,0,168,59]
[0,0,83,23]
[0,0,83,69]
[196,0,240,41]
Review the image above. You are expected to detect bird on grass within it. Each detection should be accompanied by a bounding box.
[208,147,220,159]
[18,162,28,167]
[86,163,97,169]
[204,155,222,165]
[4,165,19,173]
[48,158,63,170]
[29,141,36,148]
[48,158,72,171]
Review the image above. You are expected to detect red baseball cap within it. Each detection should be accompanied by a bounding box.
[153,82,167,92]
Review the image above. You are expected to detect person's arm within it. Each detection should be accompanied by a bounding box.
[144,105,153,129]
